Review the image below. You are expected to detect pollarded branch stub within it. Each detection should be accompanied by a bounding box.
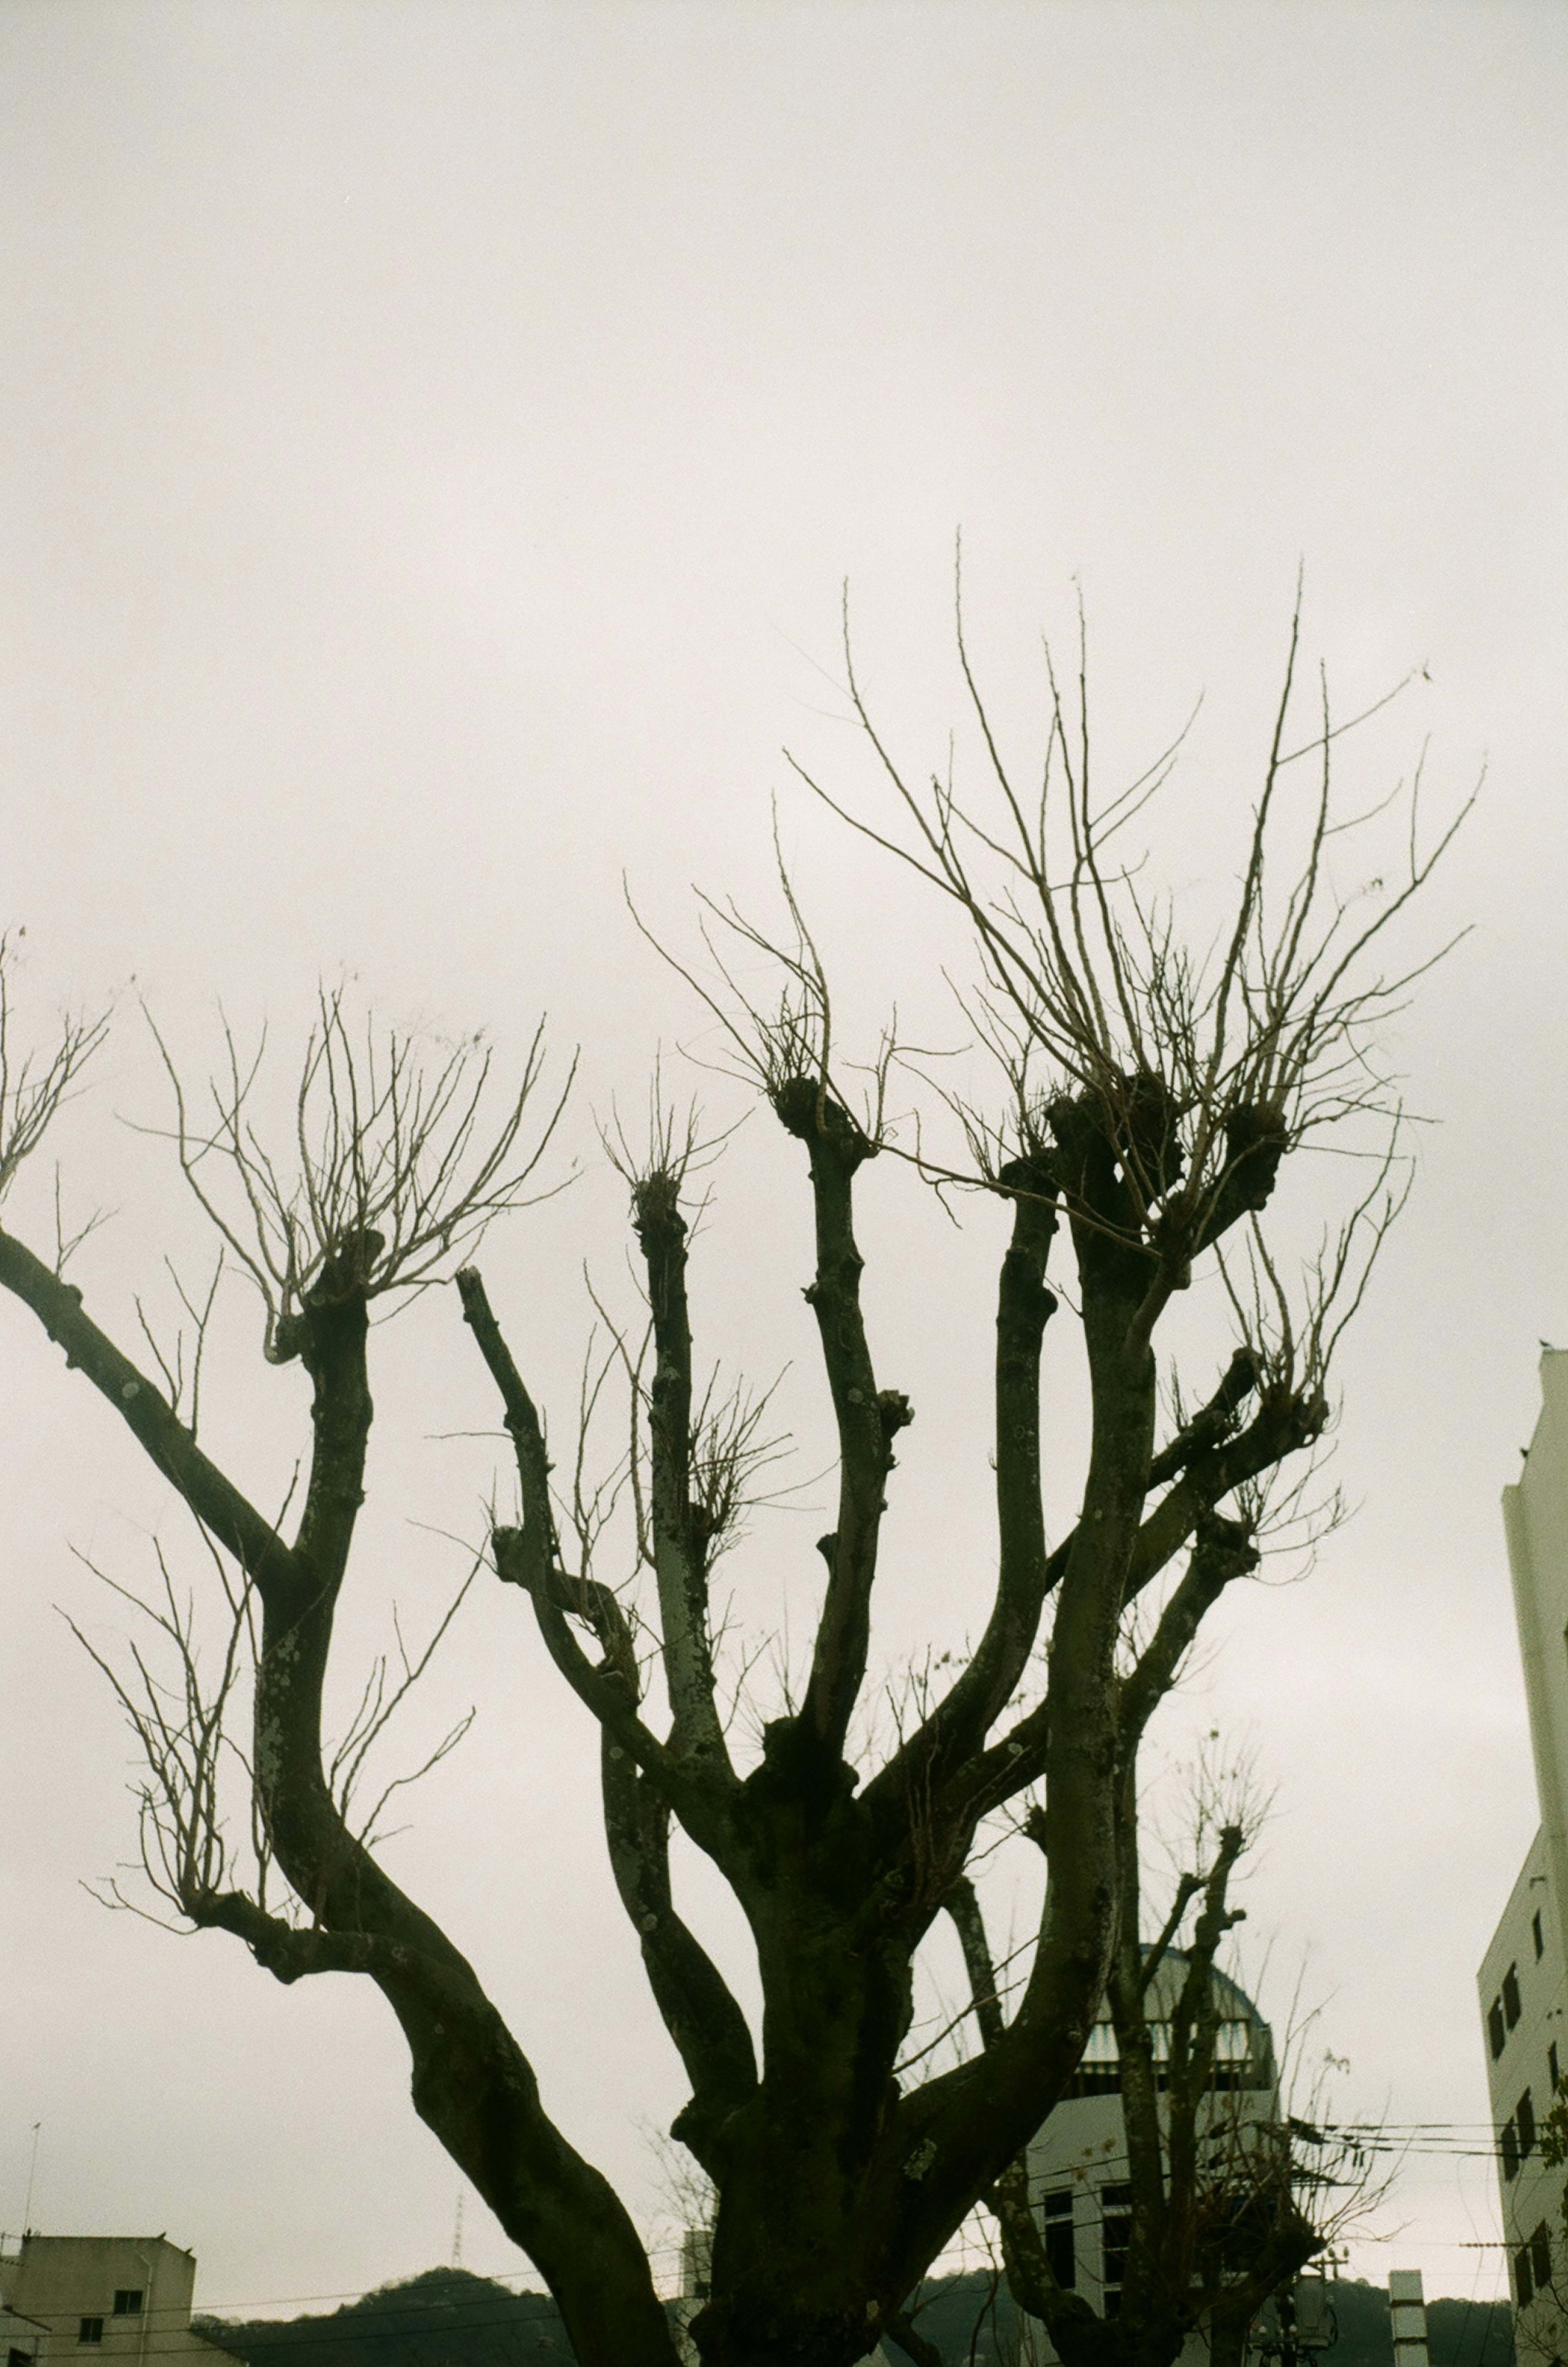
[490,1523,529,1587]
[1191,1508,1261,1585]
[878,1388,914,1470]
[267,1311,307,1366]
[631,1168,686,1247]
[1223,1099,1290,1207]
[1114,1068,1188,1201]
[1048,1072,1188,1212]
[1253,1375,1330,1459]
[307,1226,389,1304]
[1195,1101,1292,1247]
[769,1073,878,1170]
[1149,1343,1267,1483]
[1217,1341,1265,1413]
[751,1711,860,1813]
[997,1149,1062,1219]
[268,1229,388,1367]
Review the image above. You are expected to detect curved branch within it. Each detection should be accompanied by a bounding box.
[1120,1514,1262,1752]
[1127,1385,1327,1605]
[601,1735,757,2175]
[944,1875,1091,2353]
[458,1269,719,1841]
[1147,1347,1265,1490]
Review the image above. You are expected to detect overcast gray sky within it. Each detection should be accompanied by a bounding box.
[1,0,1566,2322]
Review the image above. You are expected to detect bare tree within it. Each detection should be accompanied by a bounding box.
[945,1750,1376,2367]
[0,606,1465,2367]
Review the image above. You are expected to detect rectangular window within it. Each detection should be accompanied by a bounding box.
[1505,1966,1523,2028]
[1532,2222,1552,2294]
[78,2322,103,2347]
[1490,1999,1508,2059]
[1044,2190,1075,2291]
[11,2348,34,2367]
[1517,2246,1535,2308]
[1534,1910,1546,1961]
[1101,2184,1133,2316]
[1550,2041,1560,2093]
[111,2295,143,2319]
[1519,2088,1537,2160]
[1503,2116,1520,2180]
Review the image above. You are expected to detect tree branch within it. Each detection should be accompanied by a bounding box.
[0,1224,295,1594]
[600,1734,757,2175]
[1120,1514,1262,1752]
[864,1157,1056,1832]
[457,1268,713,1835]
[1126,1388,1324,1606]
[773,1078,911,1757]
[631,1172,731,1771]
[944,1875,1090,2350]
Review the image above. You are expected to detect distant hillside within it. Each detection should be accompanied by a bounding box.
[1321,2279,1513,2367]
[884,2274,1514,2367]
[200,2262,1515,2367]
[198,2267,574,2366]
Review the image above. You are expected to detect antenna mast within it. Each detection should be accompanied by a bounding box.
[21,2123,41,2234]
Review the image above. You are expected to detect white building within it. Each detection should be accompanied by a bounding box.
[1015,1953,1280,2366]
[1480,1348,1568,2360]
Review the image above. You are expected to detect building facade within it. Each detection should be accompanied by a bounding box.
[1,2300,49,2367]
[1481,1349,1568,2361]
[0,2238,229,2367]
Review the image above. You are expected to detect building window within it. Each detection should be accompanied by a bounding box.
[1101,2185,1133,2316]
[1518,2245,1535,2307]
[1519,2088,1537,2161]
[1532,2221,1552,2295]
[11,2348,34,2367]
[78,2322,103,2346]
[1503,2115,1520,2180]
[1505,1966,1523,2028]
[1491,1999,1508,2059]
[1551,2041,1560,2093]
[112,2295,143,2318]
[1043,2190,1075,2290]
[1535,1910,1546,1961]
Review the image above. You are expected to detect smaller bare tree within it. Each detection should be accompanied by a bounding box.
[943,1756,1378,2367]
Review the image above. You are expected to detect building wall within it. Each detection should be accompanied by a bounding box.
[1503,1353,1568,1972]
[1,2300,49,2367]
[0,2239,223,2367]
[1482,1350,1568,2359]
